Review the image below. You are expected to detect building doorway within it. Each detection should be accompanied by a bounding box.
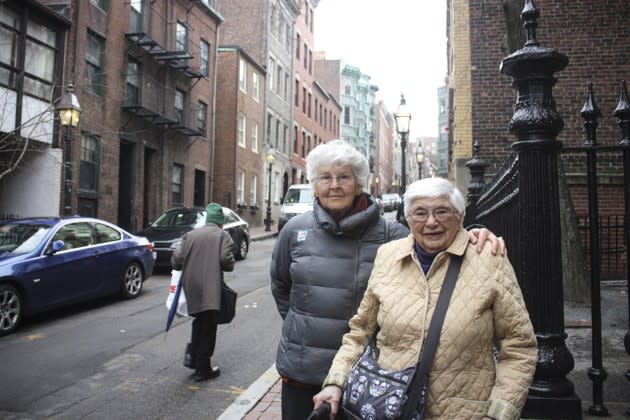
[118,141,136,231]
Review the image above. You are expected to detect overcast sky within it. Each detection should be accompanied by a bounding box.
[314,0,447,137]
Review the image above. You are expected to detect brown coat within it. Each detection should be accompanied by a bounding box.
[171,223,235,315]
[324,228,537,420]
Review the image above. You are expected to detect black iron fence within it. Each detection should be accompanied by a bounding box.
[577,214,626,280]
[463,1,629,418]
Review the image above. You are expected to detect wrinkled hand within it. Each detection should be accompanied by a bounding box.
[468,228,506,256]
[312,385,343,420]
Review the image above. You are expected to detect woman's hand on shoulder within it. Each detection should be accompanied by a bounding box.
[312,385,343,419]
[468,228,506,256]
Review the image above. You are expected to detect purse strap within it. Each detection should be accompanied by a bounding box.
[401,252,464,419]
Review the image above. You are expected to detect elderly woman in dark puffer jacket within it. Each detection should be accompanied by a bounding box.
[270,140,505,419]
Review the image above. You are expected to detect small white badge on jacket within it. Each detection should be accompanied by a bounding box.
[297,230,307,241]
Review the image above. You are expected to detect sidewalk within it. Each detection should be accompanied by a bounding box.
[238,227,630,419]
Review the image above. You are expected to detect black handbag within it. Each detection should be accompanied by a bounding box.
[217,280,237,324]
[342,254,464,420]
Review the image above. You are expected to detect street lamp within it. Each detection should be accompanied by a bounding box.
[264,145,276,231]
[57,83,81,216]
[416,143,425,180]
[394,94,411,196]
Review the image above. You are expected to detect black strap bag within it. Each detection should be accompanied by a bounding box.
[217,280,237,324]
[341,254,464,420]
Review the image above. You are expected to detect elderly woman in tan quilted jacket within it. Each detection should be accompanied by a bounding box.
[313,177,537,420]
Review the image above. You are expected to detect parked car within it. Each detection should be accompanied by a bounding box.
[278,184,314,231]
[0,217,155,337]
[379,193,401,212]
[137,206,250,270]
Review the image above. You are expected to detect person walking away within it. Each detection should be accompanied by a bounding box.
[171,203,235,382]
[271,140,506,419]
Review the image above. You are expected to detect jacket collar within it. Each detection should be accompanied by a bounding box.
[313,194,381,235]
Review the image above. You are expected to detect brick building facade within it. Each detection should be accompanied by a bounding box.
[448,0,629,277]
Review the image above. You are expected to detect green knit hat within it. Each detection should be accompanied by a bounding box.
[205,203,225,225]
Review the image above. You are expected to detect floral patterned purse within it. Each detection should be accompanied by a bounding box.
[341,254,464,420]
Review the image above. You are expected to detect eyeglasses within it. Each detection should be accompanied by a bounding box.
[316,173,355,186]
[408,207,457,223]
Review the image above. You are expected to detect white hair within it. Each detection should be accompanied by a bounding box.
[306,139,370,188]
[404,178,466,217]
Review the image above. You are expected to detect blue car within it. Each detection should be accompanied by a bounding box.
[0,217,155,336]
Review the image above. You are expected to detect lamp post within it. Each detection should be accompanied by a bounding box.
[416,143,425,180]
[394,94,411,196]
[264,145,276,231]
[57,83,82,216]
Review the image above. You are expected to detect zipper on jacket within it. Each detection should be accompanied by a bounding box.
[352,238,361,312]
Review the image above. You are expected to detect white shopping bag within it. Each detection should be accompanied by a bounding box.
[165,270,189,317]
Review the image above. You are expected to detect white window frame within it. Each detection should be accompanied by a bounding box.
[237,169,245,204]
[238,113,246,147]
[252,122,259,152]
[250,174,257,206]
[252,71,259,102]
[239,58,247,92]
[268,57,275,91]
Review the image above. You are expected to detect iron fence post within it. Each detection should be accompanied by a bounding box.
[581,82,608,416]
[613,81,630,411]
[499,1,581,417]
[464,140,487,226]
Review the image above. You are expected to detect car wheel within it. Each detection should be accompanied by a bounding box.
[121,262,144,299]
[0,284,22,337]
[235,237,249,260]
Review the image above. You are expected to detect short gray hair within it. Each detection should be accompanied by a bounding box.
[306,139,370,188]
[404,178,466,217]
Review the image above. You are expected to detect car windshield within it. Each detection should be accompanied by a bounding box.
[284,188,313,204]
[0,222,51,253]
[150,210,205,229]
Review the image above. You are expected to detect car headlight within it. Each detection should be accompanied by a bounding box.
[169,240,182,249]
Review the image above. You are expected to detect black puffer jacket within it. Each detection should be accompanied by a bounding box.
[270,195,409,385]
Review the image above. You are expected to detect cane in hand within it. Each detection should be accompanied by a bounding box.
[306,402,331,420]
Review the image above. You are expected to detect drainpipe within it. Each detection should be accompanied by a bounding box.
[209,26,220,202]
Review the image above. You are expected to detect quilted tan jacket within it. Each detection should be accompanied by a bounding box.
[324,228,537,420]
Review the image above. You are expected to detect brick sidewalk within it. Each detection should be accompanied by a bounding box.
[242,379,281,420]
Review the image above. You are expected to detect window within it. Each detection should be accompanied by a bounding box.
[301,130,306,157]
[284,73,290,102]
[268,57,275,90]
[250,174,257,206]
[285,23,291,50]
[269,5,277,37]
[130,0,143,32]
[314,99,318,121]
[172,164,184,204]
[308,50,312,74]
[89,0,108,11]
[252,71,259,101]
[237,170,245,204]
[176,21,187,51]
[309,8,314,32]
[126,57,141,104]
[283,124,288,153]
[239,58,247,92]
[307,92,312,117]
[294,79,299,106]
[296,33,300,60]
[344,106,350,124]
[194,169,205,207]
[252,122,259,152]
[276,64,282,96]
[302,86,306,113]
[175,89,185,124]
[344,82,351,95]
[85,31,105,95]
[293,126,298,155]
[79,133,100,192]
[200,39,209,77]
[238,113,246,147]
[303,43,308,68]
[93,223,121,244]
[198,101,207,135]
[275,119,280,148]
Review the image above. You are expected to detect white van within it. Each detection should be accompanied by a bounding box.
[278,184,314,231]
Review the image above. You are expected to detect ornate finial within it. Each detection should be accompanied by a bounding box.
[400,93,406,105]
[472,140,481,158]
[613,80,630,146]
[580,82,600,146]
[522,0,540,47]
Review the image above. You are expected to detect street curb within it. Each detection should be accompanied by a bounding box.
[217,364,279,420]
[251,232,276,242]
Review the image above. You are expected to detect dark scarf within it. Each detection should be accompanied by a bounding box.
[415,241,437,276]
